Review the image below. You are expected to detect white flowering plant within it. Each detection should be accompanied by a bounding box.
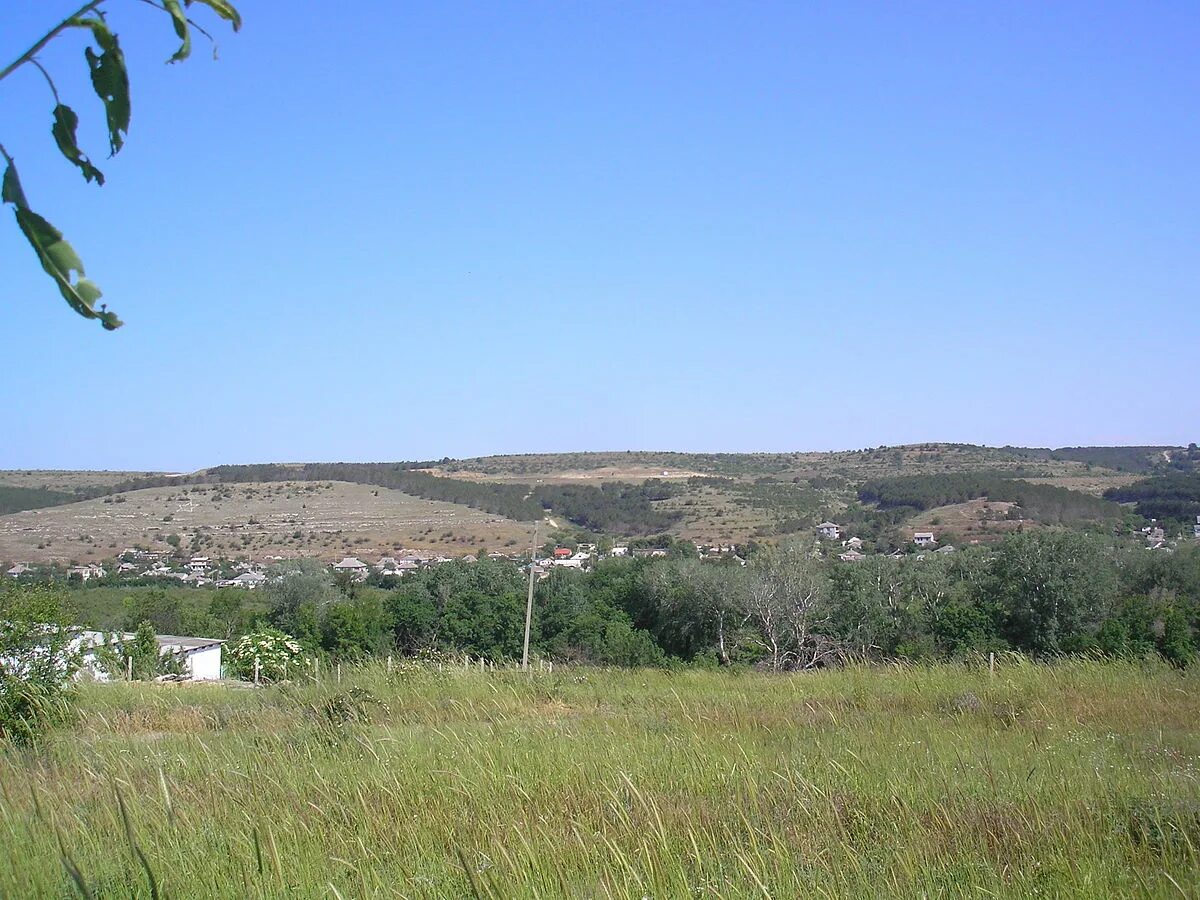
[225,627,305,683]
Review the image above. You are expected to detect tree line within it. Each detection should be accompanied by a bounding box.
[857,472,1121,525]
[66,532,1199,671]
[1105,472,1200,524]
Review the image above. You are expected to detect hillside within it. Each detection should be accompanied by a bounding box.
[0,481,535,565]
[0,443,1183,561]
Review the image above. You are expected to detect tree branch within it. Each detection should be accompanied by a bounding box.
[0,1,106,84]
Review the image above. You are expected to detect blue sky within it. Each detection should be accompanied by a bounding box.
[2,1,1197,471]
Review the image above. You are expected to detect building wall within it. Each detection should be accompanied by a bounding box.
[186,646,223,681]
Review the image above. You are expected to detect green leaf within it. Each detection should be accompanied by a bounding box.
[186,0,243,32]
[163,0,192,63]
[1,161,28,208]
[51,104,105,185]
[2,159,122,331]
[71,17,131,156]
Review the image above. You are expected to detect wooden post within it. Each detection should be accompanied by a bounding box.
[989,652,996,679]
[283,660,288,681]
[522,524,539,670]
[315,656,320,684]
[479,657,484,674]
[254,657,260,685]
[387,655,392,674]
[337,662,342,684]
[127,655,133,681]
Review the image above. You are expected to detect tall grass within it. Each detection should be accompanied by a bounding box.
[2,658,1198,897]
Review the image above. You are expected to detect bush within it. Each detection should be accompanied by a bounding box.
[0,583,79,746]
[226,627,305,682]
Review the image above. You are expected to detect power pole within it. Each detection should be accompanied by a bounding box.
[521,522,539,670]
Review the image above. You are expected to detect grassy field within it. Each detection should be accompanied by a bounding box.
[3,659,1198,897]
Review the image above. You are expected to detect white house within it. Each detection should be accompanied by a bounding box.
[838,549,866,563]
[332,556,369,581]
[6,564,32,578]
[217,571,266,589]
[68,564,106,582]
[816,522,842,540]
[74,631,225,682]
[913,532,937,547]
[187,556,211,574]
[1194,516,1200,540]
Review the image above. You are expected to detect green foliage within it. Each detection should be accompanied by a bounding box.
[225,627,304,682]
[988,531,1118,654]
[858,471,1120,524]
[1106,472,1200,524]
[1,1,241,328]
[0,483,76,515]
[0,582,78,745]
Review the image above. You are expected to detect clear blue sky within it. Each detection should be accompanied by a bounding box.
[2,1,1197,471]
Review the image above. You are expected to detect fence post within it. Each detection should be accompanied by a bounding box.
[337,662,342,684]
[254,657,260,685]
[387,655,392,674]
[989,652,996,679]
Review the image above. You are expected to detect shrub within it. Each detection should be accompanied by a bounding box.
[226,627,305,682]
[0,582,79,746]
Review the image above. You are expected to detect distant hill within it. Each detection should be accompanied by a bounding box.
[1,442,1189,560]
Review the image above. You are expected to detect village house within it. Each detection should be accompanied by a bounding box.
[631,548,669,559]
[217,571,266,589]
[332,556,369,580]
[816,522,842,540]
[552,547,573,559]
[5,564,32,578]
[68,564,106,582]
[1195,516,1200,540]
[913,532,937,547]
[842,536,863,551]
[838,549,866,563]
[187,556,211,574]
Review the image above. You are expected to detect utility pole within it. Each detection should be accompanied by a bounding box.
[521,522,539,671]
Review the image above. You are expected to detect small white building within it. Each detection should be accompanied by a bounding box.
[6,564,32,578]
[187,556,211,574]
[838,549,866,562]
[68,564,106,582]
[156,635,225,680]
[75,631,225,681]
[1194,516,1200,540]
[913,532,937,547]
[816,522,842,540]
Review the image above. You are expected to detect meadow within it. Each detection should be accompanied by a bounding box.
[2,658,1198,898]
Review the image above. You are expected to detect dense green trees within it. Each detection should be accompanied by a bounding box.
[11,533,1199,679]
[858,473,1120,524]
[1106,472,1200,524]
